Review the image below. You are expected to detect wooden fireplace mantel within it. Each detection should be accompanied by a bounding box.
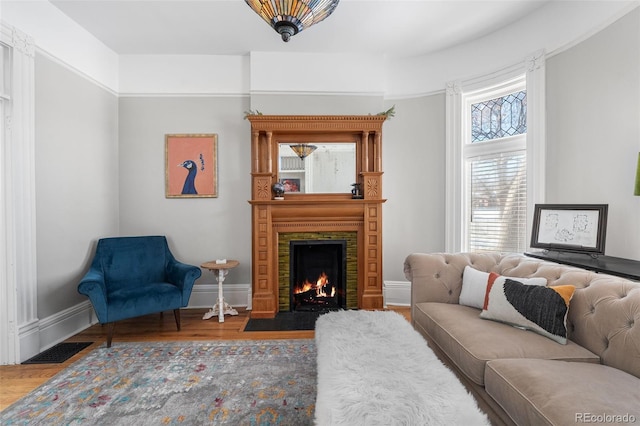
[247,115,387,318]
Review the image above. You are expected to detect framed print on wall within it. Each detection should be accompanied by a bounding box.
[165,134,218,198]
[530,204,608,255]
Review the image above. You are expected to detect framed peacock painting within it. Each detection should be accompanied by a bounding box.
[165,134,218,198]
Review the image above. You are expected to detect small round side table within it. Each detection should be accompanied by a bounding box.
[201,259,239,322]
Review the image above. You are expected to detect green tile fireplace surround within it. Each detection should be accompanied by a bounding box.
[278,231,358,311]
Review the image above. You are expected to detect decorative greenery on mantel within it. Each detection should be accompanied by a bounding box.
[243,105,396,120]
[375,105,395,120]
[243,110,263,119]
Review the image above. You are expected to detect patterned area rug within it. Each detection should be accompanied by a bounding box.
[1,340,317,425]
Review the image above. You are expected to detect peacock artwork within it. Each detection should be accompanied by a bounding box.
[165,134,218,198]
[178,154,206,194]
[178,160,199,194]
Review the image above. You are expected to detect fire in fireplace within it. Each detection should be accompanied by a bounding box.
[290,240,347,311]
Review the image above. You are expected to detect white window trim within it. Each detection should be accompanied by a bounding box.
[0,22,37,365]
[463,77,527,252]
[445,50,546,253]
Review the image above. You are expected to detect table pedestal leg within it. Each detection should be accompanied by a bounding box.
[203,268,239,322]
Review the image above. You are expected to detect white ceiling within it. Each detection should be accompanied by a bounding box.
[49,0,550,58]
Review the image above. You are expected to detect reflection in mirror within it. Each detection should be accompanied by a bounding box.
[278,143,356,193]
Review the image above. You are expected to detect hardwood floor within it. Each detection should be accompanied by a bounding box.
[0,306,410,411]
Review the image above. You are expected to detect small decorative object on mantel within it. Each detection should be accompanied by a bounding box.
[272,182,285,200]
[351,183,363,199]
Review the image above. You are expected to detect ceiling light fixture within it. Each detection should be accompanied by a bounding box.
[290,144,317,160]
[245,0,340,42]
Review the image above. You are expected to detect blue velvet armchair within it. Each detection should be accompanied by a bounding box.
[78,236,202,347]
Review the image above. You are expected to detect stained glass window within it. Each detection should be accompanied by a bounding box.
[471,91,526,142]
[463,80,528,254]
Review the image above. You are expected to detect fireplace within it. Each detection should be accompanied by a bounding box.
[248,115,387,318]
[290,240,347,311]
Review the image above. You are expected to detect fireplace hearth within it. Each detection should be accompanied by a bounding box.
[290,240,347,312]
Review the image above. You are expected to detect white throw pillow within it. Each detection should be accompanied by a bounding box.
[460,267,491,309]
[459,266,547,309]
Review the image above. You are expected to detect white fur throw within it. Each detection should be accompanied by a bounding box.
[315,310,489,425]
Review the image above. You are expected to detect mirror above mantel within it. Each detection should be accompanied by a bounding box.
[278,143,356,194]
[247,114,386,201]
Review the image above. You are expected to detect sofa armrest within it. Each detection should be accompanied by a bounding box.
[77,269,108,323]
[166,260,202,306]
[405,253,466,305]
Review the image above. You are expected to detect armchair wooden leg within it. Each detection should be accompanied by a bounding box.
[173,309,181,331]
[106,323,115,348]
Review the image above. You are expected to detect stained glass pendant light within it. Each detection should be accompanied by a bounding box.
[290,144,317,160]
[245,0,340,42]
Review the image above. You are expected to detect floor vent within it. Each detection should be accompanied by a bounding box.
[22,342,93,364]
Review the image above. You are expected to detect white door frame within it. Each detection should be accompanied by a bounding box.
[0,22,37,365]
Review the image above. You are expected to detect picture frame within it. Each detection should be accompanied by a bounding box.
[280,178,300,193]
[530,204,608,255]
[165,134,218,198]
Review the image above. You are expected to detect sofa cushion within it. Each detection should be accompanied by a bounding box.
[413,302,600,386]
[460,267,547,309]
[485,358,640,426]
[480,277,575,344]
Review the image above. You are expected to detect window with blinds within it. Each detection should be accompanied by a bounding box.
[463,84,527,253]
[467,151,527,252]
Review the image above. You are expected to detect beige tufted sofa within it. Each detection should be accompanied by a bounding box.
[404,252,640,426]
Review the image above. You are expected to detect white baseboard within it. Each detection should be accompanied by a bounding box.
[18,319,40,363]
[38,300,97,350]
[188,283,251,309]
[18,300,97,363]
[16,284,251,364]
[383,280,411,307]
[18,281,404,363]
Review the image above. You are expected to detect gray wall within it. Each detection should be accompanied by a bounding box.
[118,96,252,283]
[546,8,640,259]
[35,55,119,319]
[32,7,640,324]
[382,95,446,280]
[249,94,383,116]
